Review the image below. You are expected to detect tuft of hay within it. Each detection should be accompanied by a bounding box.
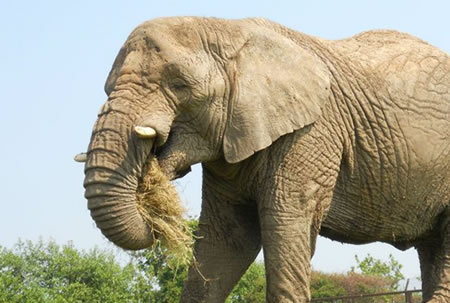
[136,156,194,267]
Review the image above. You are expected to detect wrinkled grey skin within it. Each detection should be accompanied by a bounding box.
[83,17,450,302]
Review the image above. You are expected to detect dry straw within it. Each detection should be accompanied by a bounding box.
[136,157,194,266]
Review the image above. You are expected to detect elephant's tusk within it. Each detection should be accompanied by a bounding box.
[74,153,87,163]
[134,126,157,139]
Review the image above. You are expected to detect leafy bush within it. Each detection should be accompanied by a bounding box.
[0,228,407,303]
[311,271,347,298]
[226,262,266,303]
[311,270,393,300]
[311,253,406,302]
[0,239,136,303]
[351,254,404,289]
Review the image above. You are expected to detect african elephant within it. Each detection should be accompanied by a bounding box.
[78,17,450,302]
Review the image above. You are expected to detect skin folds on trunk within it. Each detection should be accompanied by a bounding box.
[83,109,190,252]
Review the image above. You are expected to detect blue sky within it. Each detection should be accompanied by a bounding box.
[1,0,448,286]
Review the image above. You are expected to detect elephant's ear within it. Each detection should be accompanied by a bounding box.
[223,28,331,163]
[104,47,127,96]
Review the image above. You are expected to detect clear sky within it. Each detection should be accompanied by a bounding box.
[1,0,448,288]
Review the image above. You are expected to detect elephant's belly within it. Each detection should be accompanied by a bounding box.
[320,170,449,247]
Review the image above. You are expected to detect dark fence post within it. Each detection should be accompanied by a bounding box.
[405,291,413,303]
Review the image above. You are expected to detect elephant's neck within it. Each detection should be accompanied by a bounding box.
[203,157,259,195]
[203,158,244,181]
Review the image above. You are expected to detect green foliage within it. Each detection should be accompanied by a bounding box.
[226,262,266,303]
[0,226,407,303]
[0,239,136,303]
[311,271,394,300]
[128,219,199,303]
[130,245,188,303]
[311,271,346,298]
[311,271,399,303]
[351,253,404,289]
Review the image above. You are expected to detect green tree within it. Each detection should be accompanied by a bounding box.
[0,232,406,302]
[351,253,404,289]
[132,246,188,303]
[129,219,198,303]
[311,271,396,302]
[311,271,346,299]
[130,241,189,303]
[226,262,266,303]
[0,239,137,303]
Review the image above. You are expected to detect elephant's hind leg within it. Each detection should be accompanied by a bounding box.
[417,210,450,302]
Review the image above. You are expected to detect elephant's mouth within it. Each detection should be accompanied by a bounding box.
[134,155,191,246]
[130,133,192,243]
[152,127,192,180]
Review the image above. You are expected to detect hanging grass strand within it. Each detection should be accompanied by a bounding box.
[135,157,194,266]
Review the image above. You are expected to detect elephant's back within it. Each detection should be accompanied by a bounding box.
[331,29,443,63]
[331,30,449,94]
[332,29,450,163]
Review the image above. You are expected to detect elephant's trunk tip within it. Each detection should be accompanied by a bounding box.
[84,152,193,258]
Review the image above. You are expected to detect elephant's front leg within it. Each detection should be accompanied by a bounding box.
[259,146,340,302]
[180,170,261,303]
[259,184,329,302]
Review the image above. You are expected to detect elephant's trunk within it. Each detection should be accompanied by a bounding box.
[83,107,157,250]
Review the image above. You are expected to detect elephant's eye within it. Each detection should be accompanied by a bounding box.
[170,78,189,91]
[169,78,191,102]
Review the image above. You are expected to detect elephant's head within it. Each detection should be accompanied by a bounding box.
[79,17,330,250]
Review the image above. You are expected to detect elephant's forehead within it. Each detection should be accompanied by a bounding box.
[127,18,205,53]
